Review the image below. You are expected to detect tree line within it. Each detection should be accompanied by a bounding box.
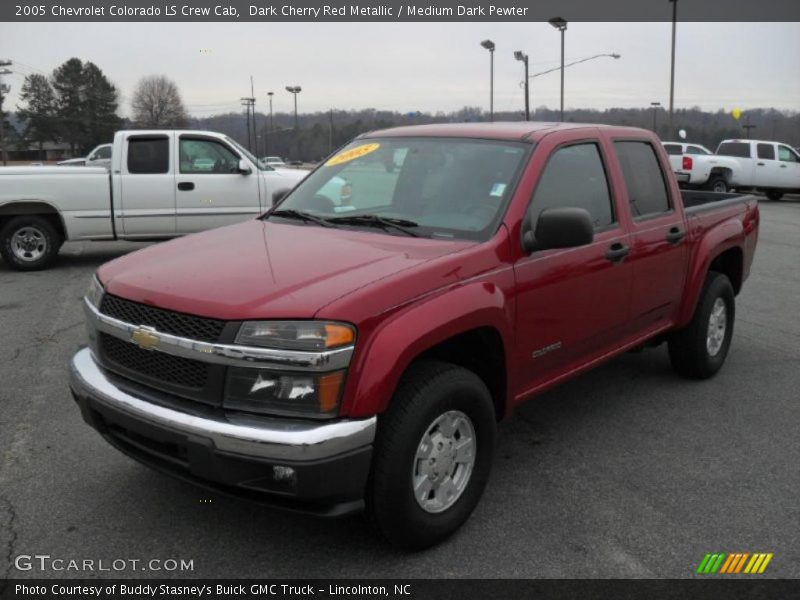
[9,57,800,160]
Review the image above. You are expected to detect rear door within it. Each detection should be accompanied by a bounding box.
[611,138,688,331]
[175,135,263,234]
[119,134,176,236]
[776,145,800,190]
[754,142,783,187]
[513,132,633,392]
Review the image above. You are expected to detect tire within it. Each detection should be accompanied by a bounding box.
[0,216,62,271]
[366,360,496,550]
[706,177,729,193]
[765,190,783,201]
[668,272,735,379]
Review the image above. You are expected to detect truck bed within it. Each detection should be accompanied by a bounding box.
[681,190,757,213]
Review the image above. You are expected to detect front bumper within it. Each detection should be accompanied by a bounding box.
[69,347,375,516]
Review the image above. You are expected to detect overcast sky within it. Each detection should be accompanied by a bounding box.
[2,22,798,118]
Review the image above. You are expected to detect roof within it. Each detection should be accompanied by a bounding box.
[361,121,645,143]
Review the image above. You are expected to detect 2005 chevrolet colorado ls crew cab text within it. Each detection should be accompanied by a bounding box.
[69,123,759,549]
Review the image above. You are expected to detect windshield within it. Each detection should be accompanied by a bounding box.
[225,136,273,170]
[269,137,529,241]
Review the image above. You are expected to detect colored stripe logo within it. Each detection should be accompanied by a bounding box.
[697,552,773,574]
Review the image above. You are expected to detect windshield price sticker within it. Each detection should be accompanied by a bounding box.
[326,143,380,166]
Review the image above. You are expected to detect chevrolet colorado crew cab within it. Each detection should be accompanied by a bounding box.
[0,130,306,271]
[69,123,759,549]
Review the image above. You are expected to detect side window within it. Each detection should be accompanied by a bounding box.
[687,146,709,155]
[663,144,682,155]
[528,143,614,229]
[778,146,799,163]
[127,138,169,174]
[757,144,775,160]
[180,138,240,174]
[614,141,671,218]
[717,142,751,158]
[95,146,111,160]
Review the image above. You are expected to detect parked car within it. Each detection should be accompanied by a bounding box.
[69,122,759,550]
[0,130,308,270]
[56,143,112,169]
[261,156,286,167]
[715,139,800,200]
[661,141,741,192]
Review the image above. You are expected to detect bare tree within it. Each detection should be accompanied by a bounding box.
[131,75,189,128]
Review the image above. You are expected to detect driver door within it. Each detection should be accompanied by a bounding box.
[175,135,262,234]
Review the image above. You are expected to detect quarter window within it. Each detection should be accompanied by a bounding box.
[127,138,169,174]
[614,141,671,218]
[528,143,615,229]
[717,142,751,158]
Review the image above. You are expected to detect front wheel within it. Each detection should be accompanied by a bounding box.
[366,361,496,550]
[0,216,62,271]
[668,272,735,379]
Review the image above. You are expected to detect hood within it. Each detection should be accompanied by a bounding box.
[269,167,308,182]
[99,219,471,321]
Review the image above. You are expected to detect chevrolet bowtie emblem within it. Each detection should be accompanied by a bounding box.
[131,327,159,350]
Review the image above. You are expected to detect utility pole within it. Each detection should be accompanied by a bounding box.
[328,109,334,153]
[668,0,678,135]
[514,51,529,121]
[0,60,12,166]
[742,115,757,139]
[285,86,301,130]
[650,101,662,133]
[480,40,495,121]
[548,18,568,122]
[240,96,255,152]
[266,91,274,156]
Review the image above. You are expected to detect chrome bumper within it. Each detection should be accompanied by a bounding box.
[69,347,376,462]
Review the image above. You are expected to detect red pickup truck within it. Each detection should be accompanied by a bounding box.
[69,123,759,549]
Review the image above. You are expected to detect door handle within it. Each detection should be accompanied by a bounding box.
[780,165,787,168]
[757,162,765,166]
[605,242,630,263]
[177,182,195,191]
[666,226,685,244]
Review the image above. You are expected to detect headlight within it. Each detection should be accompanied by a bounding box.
[224,369,346,418]
[235,321,355,351]
[86,275,105,308]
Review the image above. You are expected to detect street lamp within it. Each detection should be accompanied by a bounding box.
[266,91,274,154]
[480,39,495,122]
[650,102,662,133]
[267,91,274,131]
[514,51,530,121]
[668,0,678,135]
[285,86,302,129]
[548,16,568,122]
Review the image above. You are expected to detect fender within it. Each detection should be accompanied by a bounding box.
[676,217,743,327]
[340,279,514,418]
[0,200,67,236]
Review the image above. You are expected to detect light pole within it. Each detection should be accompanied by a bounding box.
[668,0,678,135]
[514,51,530,121]
[480,39,495,121]
[650,101,662,133]
[266,91,274,155]
[549,17,568,122]
[285,86,301,130]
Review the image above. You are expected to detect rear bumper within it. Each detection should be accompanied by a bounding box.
[69,347,375,516]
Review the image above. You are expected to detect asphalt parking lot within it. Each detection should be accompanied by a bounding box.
[1,196,798,580]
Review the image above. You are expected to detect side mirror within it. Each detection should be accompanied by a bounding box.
[272,188,291,206]
[522,207,594,254]
[238,159,252,175]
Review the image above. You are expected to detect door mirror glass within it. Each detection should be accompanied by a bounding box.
[523,207,594,253]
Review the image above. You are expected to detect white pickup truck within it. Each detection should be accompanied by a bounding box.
[0,130,308,270]
[57,143,113,169]
[661,142,741,193]
[715,139,800,201]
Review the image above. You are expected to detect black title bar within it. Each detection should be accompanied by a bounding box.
[4,0,800,22]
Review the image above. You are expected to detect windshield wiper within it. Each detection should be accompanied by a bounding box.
[327,214,421,237]
[268,209,334,228]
